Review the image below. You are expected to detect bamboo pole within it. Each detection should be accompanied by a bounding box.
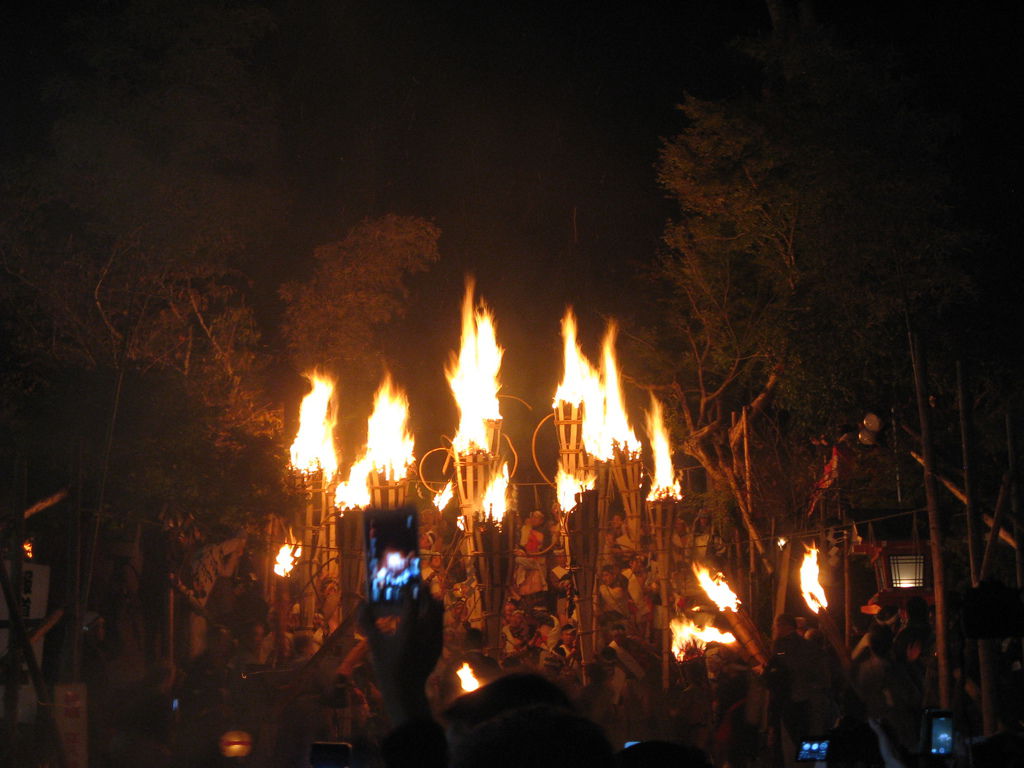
[909,331,951,708]
[909,450,1018,548]
[979,475,1011,581]
[958,363,997,735]
[1006,414,1023,666]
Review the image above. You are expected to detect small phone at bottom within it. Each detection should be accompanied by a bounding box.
[310,740,351,768]
[796,738,830,762]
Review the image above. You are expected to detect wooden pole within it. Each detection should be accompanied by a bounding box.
[979,475,1011,581]
[909,331,951,708]
[773,540,791,621]
[0,557,67,768]
[1006,415,1023,647]
[957,363,982,580]
[843,519,853,646]
[957,363,997,734]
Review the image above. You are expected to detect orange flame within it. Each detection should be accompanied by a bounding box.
[274,536,302,577]
[335,375,416,509]
[555,466,594,511]
[456,662,480,692]
[433,481,455,511]
[552,312,639,463]
[800,544,828,613]
[693,564,741,612]
[596,322,640,458]
[670,617,736,659]
[289,373,338,478]
[554,308,602,409]
[481,463,510,522]
[645,394,681,501]
[446,281,503,455]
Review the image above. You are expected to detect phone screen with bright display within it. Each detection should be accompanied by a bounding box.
[930,715,954,755]
[363,506,421,611]
[797,739,829,762]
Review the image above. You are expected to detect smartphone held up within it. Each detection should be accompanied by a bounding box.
[363,506,422,613]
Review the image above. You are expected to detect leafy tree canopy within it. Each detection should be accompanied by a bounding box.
[280,214,442,380]
[643,31,970,525]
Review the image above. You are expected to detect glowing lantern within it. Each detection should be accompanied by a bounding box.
[456,662,480,692]
[219,731,253,758]
[289,373,339,479]
[645,394,681,501]
[800,545,829,614]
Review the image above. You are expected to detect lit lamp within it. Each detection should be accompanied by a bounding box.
[888,553,926,589]
[853,538,933,612]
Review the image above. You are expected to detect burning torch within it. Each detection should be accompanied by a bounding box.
[692,564,771,667]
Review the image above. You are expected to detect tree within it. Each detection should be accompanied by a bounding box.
[642,31,967,559]
[280,214,441,377]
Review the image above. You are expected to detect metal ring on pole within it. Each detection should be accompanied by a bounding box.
[502,432,520,478]
[418,446,454,494]
[530,412,556,487]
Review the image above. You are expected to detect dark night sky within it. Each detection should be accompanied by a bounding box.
[2,0,1020,464]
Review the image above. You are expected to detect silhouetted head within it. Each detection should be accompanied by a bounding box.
[617,740,713,768]
[443,673,575,752]
[451,704,613,768]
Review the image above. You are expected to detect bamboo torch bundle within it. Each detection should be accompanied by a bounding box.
[799,544,851,672]
[610,445,644,543]
[692,563,771,667]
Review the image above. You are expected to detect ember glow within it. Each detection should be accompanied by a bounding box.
[446,282,504,455]
[456,662,480,692]
[289,372,339,478]
[645,394,681,501]
[274,539,302,577]
[692,564,741,612]
[800,544,829,613]
[670,617,736,659]
[335,375,416,509]
[481,462,510,522]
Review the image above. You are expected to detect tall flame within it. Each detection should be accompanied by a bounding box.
[456,662,480,692]
[596,322,640,458]
[552,312,639,463]
[446,282,504,454]
[481,463,510,522]
[670,617,736,659]
[289,373,339,478]
[800,544,829,614]
[335,375,416,509]
[554,308,602,409]
[693,564,741,612]
[274,536,302,577]
[645,394,681,501]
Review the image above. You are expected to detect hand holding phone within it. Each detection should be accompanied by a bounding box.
[364,507,422,613]
[360,507,443,727]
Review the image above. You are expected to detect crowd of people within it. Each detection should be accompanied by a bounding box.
[59,502,1024,768]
